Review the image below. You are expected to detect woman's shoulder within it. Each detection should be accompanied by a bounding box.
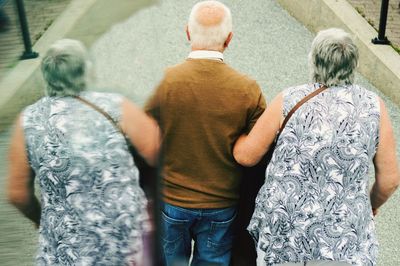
[21,97,55,129]
[81,91,127,121]
[282,83,315,97]
[282,83,315,109]
[82,91,125,103]
[347,84,380,111]
[350,84,379,99]
[22,97,50,116]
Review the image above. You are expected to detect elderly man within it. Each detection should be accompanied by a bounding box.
[145,1,266,265]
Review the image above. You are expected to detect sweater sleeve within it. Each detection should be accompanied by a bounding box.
[144,84,162,122]
[245,81,266,133]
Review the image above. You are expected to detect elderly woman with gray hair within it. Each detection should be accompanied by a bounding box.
[234,28,399,265]
[7,39,159,265]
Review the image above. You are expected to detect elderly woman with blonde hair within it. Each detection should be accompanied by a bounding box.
[234,28,399,266]
[7,39,159,265]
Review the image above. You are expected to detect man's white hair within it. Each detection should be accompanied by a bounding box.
[309,28,359,87]
[41,39,92,96]
[188,1,232,50]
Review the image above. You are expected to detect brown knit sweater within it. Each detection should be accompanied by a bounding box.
[145,59,266,208]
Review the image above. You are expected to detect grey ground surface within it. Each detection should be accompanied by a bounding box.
[0,0,399,265]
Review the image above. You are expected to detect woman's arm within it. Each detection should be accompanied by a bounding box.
[7,115,41,227]
[120,98,161,167]
[371,98,400,214]
[233,92,283,167]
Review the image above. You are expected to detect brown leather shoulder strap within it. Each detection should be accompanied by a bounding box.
[73,95,125,135]
[277,85,327,139]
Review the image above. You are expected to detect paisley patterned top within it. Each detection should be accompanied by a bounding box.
[23,92,149,266]
[248,84,380,266]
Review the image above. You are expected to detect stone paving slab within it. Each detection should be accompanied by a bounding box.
[348,0,400,51]
[0,0,70,81]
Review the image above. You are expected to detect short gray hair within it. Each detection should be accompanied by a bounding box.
[41,39,91,96]
[309,28,359,87]
[188,1,232,50]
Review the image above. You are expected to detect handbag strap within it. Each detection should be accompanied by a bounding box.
[276,84,327,139]
[73,95,125,136]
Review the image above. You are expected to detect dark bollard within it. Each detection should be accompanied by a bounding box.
[15,0,38,59]
[0,10,10,32]
[372,0,391,45]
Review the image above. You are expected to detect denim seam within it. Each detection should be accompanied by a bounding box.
[161,211,190,225]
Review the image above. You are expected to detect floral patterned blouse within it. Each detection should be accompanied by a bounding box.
[23,92,149,265]
[248,84,380,266]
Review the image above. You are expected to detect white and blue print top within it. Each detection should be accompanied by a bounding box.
[248,84,380,266]
[23,92,149,265]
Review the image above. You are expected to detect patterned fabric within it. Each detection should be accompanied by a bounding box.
[248,84,380,266]
[23,91,149,266]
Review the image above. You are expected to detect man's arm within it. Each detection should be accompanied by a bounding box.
[7,115,41,227]
[245,82,266,132]
[144,84,162,122]
[234,92,283,167]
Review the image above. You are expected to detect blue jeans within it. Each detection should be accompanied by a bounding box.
[161,202,237,266]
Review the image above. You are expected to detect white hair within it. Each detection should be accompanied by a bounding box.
[41,39,92,96]
[309,28,359,87]
[188,1,232,50]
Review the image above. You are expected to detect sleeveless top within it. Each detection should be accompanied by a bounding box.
[248,84,380,266]
[23,91,149,265]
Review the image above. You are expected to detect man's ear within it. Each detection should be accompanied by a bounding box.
[224,32,233,48]
[186,25,191,41]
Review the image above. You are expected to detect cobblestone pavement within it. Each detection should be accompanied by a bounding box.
[0,0,70,81]
[348,0,400,51]
[0,0,399,265]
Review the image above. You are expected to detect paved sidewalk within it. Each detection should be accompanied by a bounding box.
[348,0,400,52]
[0,0,70,81]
